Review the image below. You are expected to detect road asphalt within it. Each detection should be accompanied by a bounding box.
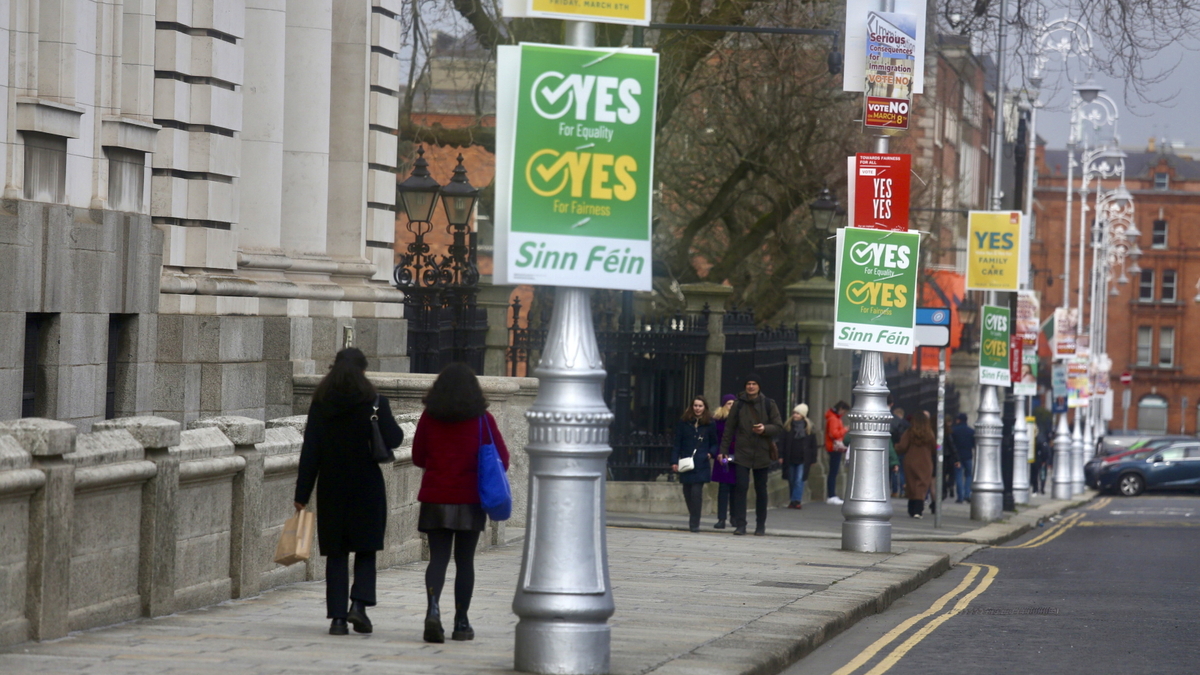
[0,492,1093,675]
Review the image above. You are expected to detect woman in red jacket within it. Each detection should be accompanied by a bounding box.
[412,363,509,644]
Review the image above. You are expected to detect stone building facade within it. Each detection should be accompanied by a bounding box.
[0,0,408,430]
[1032,144,1200,433]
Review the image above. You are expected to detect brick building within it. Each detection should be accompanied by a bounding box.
[1031,142,1200,433]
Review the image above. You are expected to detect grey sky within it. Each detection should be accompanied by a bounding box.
[1017,31,1200,152]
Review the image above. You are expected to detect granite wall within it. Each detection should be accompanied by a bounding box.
[0,386,535,646]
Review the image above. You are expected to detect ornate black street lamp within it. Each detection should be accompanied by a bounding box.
[809,188,841,280]
[394,148,486,374]
[957,296,979,353]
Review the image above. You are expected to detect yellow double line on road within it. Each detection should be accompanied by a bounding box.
[994,511,1087,549]
[831,563,999,675]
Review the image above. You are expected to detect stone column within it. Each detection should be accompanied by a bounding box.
[680,282,732,406]
[191,416,267,598]
[785,277,852,501]
[239,0,288,253]
[2,419,77,641]
[93,416,182,617]
[478,276,516,377]
[280,0,333,258]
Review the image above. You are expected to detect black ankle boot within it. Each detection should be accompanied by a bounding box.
[424,590,444,643]
[329,618,349,635]
[347,600,372,634]
[452,615,474,641]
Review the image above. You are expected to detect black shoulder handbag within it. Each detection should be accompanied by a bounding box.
[369,395,396,463]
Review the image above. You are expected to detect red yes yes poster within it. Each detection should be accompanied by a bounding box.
[851,153,911,231]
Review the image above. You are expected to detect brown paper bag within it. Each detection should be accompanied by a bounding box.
[274,509,315,566]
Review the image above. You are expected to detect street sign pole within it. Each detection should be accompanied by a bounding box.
[935,346,945,528]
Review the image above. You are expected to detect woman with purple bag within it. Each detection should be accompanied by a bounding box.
[710,394,738,529]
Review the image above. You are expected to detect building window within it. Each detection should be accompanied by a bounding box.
[23,133,67,203]
[1160,327,1175,367]
[107,148,145,212]
[1162,270,1177,303]
[1138,394,1169,434]
[1137,326,1153,365]
[1152,219,1168,248]
[1139,269,1155,302]
[22,314,53,417]
[1154,172,1170,190]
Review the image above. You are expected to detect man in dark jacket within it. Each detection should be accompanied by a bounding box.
[719,373,783,536]
[950,413,976,503]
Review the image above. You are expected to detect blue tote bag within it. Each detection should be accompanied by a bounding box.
[477,416,512,521]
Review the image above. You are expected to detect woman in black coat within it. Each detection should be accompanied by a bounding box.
[672,396,719,532]
[294,348,404,636]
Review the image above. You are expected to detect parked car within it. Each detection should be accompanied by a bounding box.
[1096,440,1200,496]
[1086,446,1158,489]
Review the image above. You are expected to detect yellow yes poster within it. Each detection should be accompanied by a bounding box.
[966,211,1022,291]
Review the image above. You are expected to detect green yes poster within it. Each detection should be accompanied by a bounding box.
[494,43,659,291]
[979,305,1011,386]
[834,227,920,353]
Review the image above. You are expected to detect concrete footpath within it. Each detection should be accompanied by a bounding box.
[0,492,1093,675]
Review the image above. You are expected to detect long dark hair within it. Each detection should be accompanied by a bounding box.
[423,362,488,422]
[909,410,935,444]
[680,396,712,425]
[312,348,376,404]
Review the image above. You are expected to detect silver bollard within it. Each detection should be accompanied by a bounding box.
[970,385,1004,521]
[841,351,893,552]
[1012,394,1030,504]
[1080,410,1089,494]
[512,287,614,675]
[1052,412,1073,499]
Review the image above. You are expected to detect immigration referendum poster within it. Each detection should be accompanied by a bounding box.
[843,0,926,94]
[834,227,921,353]
[863,11,917,129]
[494,44,658,290]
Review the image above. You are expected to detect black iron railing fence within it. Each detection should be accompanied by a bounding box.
[510,299,810,480]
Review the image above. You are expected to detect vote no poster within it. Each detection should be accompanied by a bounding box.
[863,11,917,129]
[967,211,1023,291]
[494,44,658,291]
[834,227,921,353]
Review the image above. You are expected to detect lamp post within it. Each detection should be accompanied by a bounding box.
[1030,17,1097,494]
[809,188,839,279]
[394,149,489,373]
[511,21,616,675]
[841,0,896,554]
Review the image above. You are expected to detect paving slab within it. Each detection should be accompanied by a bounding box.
[0,492,1094,675]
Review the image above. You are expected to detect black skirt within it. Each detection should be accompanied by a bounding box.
[418,502,487,533]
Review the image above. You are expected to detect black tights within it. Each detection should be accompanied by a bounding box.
[425,529,481,619]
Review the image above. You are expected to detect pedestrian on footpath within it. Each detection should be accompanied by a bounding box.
[294,347,405,636]
[711,394,738,528]
[824,401,850,505]
[941,419,961,501]
[412,363,510,644]
[888,405,909,499]
[719,374,783,536]
[672,396,719,532]
[779,404,817,508]
[1032,419,1051,494]
[897,410,936,518]
[950,413,976,503]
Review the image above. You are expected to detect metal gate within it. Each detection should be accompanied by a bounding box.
[510,301,812,480]
[720,307,811,410]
